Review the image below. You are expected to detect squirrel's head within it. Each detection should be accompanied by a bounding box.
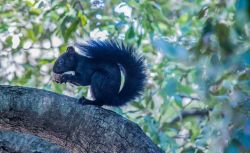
[52,46,77,74]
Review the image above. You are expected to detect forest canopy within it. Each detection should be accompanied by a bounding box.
[0,0,250,152]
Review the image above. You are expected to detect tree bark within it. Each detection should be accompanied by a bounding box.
[0,85,163,153]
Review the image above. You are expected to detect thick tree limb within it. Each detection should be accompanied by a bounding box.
[0,131,68,153]
[0,85,163,153]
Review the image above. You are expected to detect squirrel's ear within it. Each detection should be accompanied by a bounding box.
[66,46,75,54]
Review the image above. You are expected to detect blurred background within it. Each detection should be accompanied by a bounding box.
[0,0,250,152]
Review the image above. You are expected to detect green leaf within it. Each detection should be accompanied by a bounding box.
[59,44,68,53]
[33,24,43,35]
[6,36,13,46]
[52,83,63,93]
[131,102,145,110]
[29,8,42,15]
[18,69,32,85]
[66,3,71,11]
[39,59,54,65]
[174,95,182,108]
[190,123,200,141]
[61,15,80,42]
[0,23,9,32]
[128,0,138,7]
[125,26,135,40]
[178,13,189,24]
[27,29,36,42]
[77,11,87,26]
[178,84,193,95]
[25,0,35,7]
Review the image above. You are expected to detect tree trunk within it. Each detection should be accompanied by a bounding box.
[0,85,163,153]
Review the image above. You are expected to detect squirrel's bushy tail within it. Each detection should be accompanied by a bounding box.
[75,40,146,106]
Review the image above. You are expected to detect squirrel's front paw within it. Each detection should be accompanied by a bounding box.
[52,73,67,84]
[58,75,68,84]
[52,73,62,83]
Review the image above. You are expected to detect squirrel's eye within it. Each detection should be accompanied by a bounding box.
[59,60,63,64]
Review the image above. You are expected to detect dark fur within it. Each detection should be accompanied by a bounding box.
[52,40,146,106]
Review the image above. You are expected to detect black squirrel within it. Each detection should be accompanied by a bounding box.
[52,40,146,106]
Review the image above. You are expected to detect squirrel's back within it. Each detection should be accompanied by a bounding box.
[75,40,146,106]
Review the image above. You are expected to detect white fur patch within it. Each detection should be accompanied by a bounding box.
[118,63,126,93]
[73,44,93,58]
[62,71,75,75]
[87,86,95,100]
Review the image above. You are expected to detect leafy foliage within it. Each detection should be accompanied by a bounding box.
[1,0,250,152]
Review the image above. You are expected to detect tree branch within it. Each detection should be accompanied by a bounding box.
[169,109,210,124]
[0,85,163,153]
[0,131,68,153]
